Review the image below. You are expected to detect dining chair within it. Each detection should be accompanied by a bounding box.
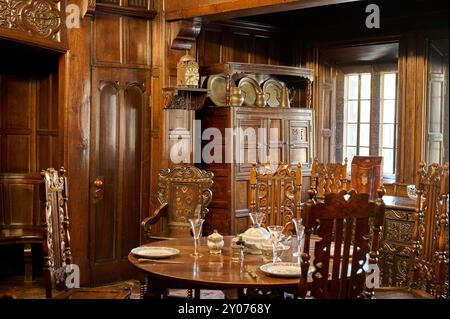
[310,158,348,200]
[375,161,449,299]
[140,164,213,299]
[141,164,214,241]
[350,156,383,201]
[249,162,302,234]
[298,188,386,299]
[41,167,131,299]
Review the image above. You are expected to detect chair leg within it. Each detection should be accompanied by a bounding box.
[24,243,32,283]
[140,278,147,299]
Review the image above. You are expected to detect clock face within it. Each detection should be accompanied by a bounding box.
[185,67,199,87]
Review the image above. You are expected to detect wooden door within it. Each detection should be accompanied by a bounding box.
[89,67,147,284]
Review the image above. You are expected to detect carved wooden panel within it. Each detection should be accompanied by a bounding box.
[0,0,67,50]
[379,207,415,287]
[0,174,41,230]
[93,14,122,64]
[93,13,151,67]
[198,20,287,68]
[124,17,150,66]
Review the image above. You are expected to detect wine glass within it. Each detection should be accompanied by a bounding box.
[249,208,265,228]
[189,218,205,258]
[267,225,284,263]
[292,218,305,258]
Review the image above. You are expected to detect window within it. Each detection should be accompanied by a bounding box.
[342,71,398,179]
[343,73,371,165]
[380,73,397,177]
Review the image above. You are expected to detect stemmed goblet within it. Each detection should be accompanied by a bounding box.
[249,208,265,228]
[267,225,284,263]
[189,217,205,258]
[292,218,305,258]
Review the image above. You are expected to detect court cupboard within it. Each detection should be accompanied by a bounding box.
[0,0,448,296]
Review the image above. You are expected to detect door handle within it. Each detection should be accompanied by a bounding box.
[93,177,104,201]
[93,178,104,189]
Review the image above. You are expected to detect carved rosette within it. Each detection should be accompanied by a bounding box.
[0,0,62,40]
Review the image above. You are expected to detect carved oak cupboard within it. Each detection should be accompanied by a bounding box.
[199,107,314,235]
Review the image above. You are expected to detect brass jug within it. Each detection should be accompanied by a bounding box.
[279,84,290,108]
[255,90,268,107]
[230,87,244,107]
[278,85,296,108]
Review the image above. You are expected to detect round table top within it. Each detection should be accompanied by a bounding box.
[128,236,303,289]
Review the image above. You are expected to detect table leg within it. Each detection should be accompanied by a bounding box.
[24,243,32,283]
[143,279,168,299]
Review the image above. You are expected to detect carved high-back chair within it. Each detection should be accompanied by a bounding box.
[142,165,213,241]
[299,189,385,299]
[249,163,302,233]
[350,156,383,201]
[409,162,449,298]
[311,158,348,200]
[41,167,131,299]
[376,162,449,299]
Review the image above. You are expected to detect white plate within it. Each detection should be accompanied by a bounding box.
[131,246,180,259]
[260,262,302,278]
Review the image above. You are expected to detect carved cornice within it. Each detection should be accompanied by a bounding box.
[0,0,62,40]
[170,17,202,51]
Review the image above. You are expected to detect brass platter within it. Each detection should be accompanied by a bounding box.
[207,74,227,106]
[238,77,260,106]
[263,78,283,108]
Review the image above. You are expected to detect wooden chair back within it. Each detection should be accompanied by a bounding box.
[299,189,385,299]
[311,158,348,199]
[350,156,383,201]
[408,161,449,299]
[249,163,302,232]
[40,167,71,298]
[154,165,213,237]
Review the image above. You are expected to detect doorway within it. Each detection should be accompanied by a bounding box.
[89,67,148,284]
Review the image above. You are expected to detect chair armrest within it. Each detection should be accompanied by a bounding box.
[141,202,168,239]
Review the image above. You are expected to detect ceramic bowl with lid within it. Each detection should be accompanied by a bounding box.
[240,227,270,254]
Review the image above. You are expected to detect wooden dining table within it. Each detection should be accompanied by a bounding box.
[128,236,312,299]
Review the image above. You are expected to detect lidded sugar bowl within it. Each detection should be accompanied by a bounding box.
[207,229,224,254]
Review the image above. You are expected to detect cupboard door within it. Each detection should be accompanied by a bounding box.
[235,117,265,176]
[266,118,284,164]
[286,119,311,167]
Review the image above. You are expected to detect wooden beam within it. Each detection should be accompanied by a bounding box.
[165,0,361,21]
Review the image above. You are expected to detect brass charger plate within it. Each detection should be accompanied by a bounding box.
[207,74,227,106]
[263,79,283,108]
[238,77,260,106]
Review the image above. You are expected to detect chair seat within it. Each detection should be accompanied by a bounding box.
[55,287,131,299]
[0,229,42,244]
[374,287,433,299]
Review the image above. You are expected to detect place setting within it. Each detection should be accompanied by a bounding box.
[130,246,183,264]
